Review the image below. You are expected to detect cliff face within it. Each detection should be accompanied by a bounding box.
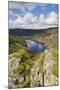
[44,50,58,86]
[8,49,58,88]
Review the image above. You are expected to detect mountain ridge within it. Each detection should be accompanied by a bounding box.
[9,27,58,36]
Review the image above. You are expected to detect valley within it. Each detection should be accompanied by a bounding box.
[8,27,58,88]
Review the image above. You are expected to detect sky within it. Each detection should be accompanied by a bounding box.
[9,2,59,29]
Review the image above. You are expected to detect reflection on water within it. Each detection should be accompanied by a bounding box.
[25,40,47,53]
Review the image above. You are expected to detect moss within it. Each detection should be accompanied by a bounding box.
[15,49,26,58]
[52,48,58,77]
[13,64,25,76]
[52,48,58,61]
[53,64,58,77]
[23,81,30,88]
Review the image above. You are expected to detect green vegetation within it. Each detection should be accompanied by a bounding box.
[52,48,58,62]
[13,58,35,76]
[52,48,58,77]
[9,35,27,54]
[9,29,58,88]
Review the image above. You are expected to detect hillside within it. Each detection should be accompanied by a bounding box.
[9,27,58,36]
[8,27,58,88]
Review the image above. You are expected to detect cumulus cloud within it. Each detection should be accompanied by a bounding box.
[9,11,58,29]
[45,11,58,25]
[9,20,15,28]
[8,2,58,29]
[23,13,38,24]
[39,14,45,23]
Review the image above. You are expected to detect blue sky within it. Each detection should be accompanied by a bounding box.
[32,4,58,16]
[9,2,58,29]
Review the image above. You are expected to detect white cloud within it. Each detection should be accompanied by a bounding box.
[23,13,38,24]
[45,11,58,25]
[8,2,58,29]
[9,20,15,28]
[9,2,36,18]
[9,2,35,12]
[15,16,24,24]
[38,3,47,10]
[39,14,45,23]
[9,11,58,29]
[9,10,18,17]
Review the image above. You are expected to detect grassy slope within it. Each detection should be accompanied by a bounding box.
[52,48,58,77]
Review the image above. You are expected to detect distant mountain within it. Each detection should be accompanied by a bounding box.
[9,27,58,36]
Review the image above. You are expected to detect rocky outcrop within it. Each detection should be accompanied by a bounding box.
[30,53,45,87]
[8,49,58,88]
[44,50,58,86]
[30,50,58,87]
